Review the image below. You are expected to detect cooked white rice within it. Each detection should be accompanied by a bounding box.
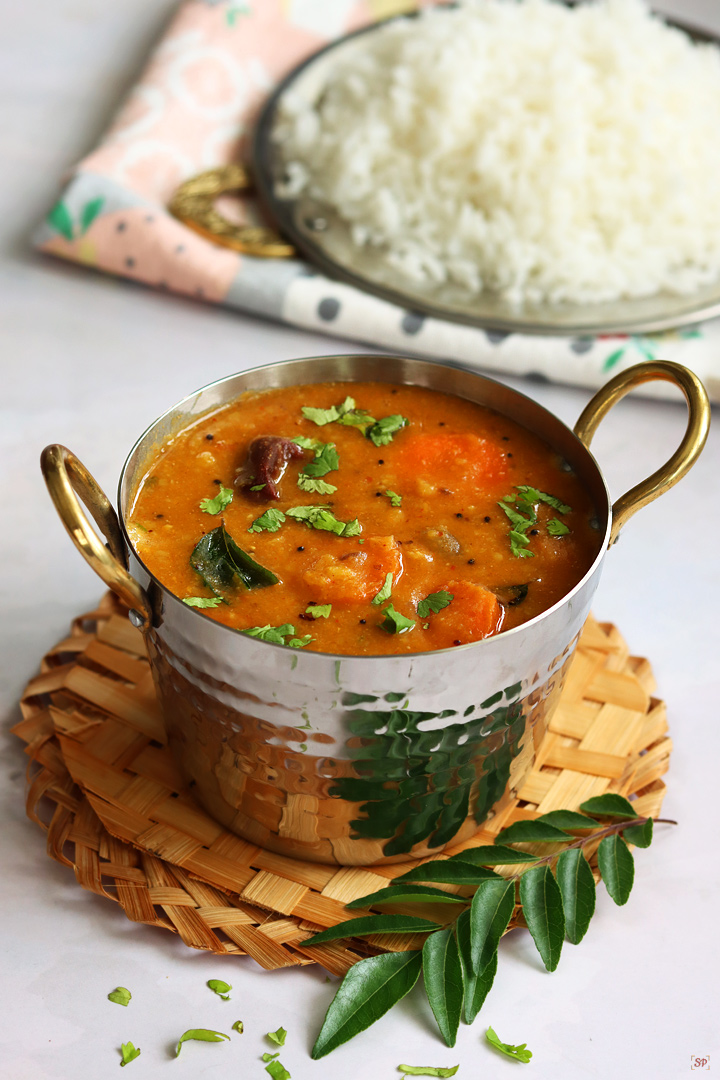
[273,0,720,306]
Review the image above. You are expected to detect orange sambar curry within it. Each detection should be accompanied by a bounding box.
[128,382,601,655]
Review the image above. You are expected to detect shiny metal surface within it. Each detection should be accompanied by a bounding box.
[252,12,720,337]
[43,355,707,865]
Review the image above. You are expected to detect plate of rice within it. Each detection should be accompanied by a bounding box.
[253,0,720,335]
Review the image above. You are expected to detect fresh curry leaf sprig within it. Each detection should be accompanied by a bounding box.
[308,798,672,1057]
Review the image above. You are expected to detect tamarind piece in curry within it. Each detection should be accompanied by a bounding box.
[236,435,304,501]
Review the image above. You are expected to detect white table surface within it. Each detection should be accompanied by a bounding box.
[1,2,718,1078]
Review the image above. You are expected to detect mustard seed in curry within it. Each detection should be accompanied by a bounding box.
[128,382,601,654]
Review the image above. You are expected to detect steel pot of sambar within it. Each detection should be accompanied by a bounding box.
[41,355,709,865]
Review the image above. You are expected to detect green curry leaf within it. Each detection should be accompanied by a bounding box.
[311,951,423,1059]
[190,523,279,595]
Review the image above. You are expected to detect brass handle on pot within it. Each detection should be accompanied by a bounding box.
[574,361,710,546]
[168,164,295,257]
[40,444,152,628]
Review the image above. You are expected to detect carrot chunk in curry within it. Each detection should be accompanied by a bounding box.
[128,381,601,655]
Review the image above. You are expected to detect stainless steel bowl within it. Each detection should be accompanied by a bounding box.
[41,355,709,864]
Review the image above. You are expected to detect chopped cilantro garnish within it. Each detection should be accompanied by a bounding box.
[241,624,312,648]
[286,505,361,537]
[298,476,337,494]
[183,596,224,608]
[207,979,232,1000]
[108,987,131,1007]
[485,1025,532,1063]
[263,1052,280,1062]
[371,573,394,606]
[250,484,265,491]
[547,517,570,536]
[417,590,454,618]
[265,1061,291,1080]
[305,604,332,619]
[384,490,403,507]
[267,1027,287,1047]
[293,435,322,450]
[398,1067,459,1078]
[499,485,571,557]
[301,396,356,426]
[175,1029,230,1055]
[296,441,339,494]
[200,486,234,514]
[380,603,416,635]
[120,1042,141,1066]
[367,414,409,446]
[249,508,286,533]
[337,407,376,434]
[516,485,571,515]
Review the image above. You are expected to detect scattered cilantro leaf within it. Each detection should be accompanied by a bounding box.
[298,475,337,495]
[242,624,295,645]
[175,1029,230,1055]
[306,604,332,619]
[371,572,394,606]
[119,1041,141,1066]
[183,596,224,609]
[367,414,409,446]
[485,1026,532,1063]
[108,987,131,1007]
[380,603,416,635]
[302,396,356,426]
[249,508,286,533]
[288,635,312,648]
[293,435,322,450]
[516,485,571,514]
[398,1067,459,1077]
[207,979,232,1000]
[286,505,362,537]
[509,530,534,558]
[190,523,279,593]
[267,1027,287,1046]
[385,490,403,507]
[200,486,234,515]
[338,407,376,434]
[232,1020,244,1033]
[417,590,453,618]
[265,1061,291,1080]
[547,517,570,537]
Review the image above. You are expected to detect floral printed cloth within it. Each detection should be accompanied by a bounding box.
[35,0,720,403]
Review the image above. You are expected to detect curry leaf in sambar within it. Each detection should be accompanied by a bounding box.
[311,951,422,1059]
[190,523,278,595]
[422,928,463,1048]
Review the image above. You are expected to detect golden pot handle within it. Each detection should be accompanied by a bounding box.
[574,360,710,546]
[40,444,152,627]
[168,164,295,257]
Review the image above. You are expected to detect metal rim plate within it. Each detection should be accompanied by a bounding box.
[252,9,720,337]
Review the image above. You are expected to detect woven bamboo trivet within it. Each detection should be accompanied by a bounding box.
[13,594,671,975]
